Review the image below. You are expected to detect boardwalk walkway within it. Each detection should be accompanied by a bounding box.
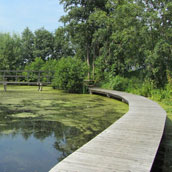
[49,88,166,172]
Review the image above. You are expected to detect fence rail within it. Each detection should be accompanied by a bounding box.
[0,70,53,91]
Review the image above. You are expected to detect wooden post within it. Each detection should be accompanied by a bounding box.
[27,71,30,85]
[3,82,7,92]
[3,71,5,81]
[107,93,110,98]
[40,83,43,91]
[47,73,50,83]
[3,71,7,91]
[38,71,40,83]
[15,71,18,82]
[37,82,40,91]
[38,82,43,91]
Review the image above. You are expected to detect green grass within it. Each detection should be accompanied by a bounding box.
[0,85,128,151]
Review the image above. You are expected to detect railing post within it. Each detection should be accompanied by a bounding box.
[37,82,43,91]
[0,70,52,90]
[38,71,40,83]
[3,71,6,81]
[15,71,18,82]
[40,83,43,91]
[3,82,7,92]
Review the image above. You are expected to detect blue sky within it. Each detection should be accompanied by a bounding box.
[0,0,65,33]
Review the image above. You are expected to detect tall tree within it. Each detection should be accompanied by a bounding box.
[21,27,35,64]
[34,28,54,61]
[60,0,108,79]
[141,0,172,86]
[0,33,22,70]
[53,27,74,59]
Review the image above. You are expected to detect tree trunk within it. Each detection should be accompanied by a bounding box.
[87,45,90,80]
[92,53,95,81]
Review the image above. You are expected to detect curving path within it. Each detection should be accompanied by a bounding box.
[49,88,166,172]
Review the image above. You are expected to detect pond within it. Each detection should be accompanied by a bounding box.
[0,86,128,172]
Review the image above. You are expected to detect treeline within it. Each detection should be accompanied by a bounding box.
[58,0,172,87]
[0,27,73,70]
[0,0,171,92]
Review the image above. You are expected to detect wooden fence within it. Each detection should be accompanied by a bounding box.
[0,70,53,91]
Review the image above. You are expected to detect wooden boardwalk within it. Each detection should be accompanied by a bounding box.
[49,88,166,172]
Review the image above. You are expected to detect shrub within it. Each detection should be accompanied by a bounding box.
[41,59,58,82]
[139,79,155,97]
[109,76,129,91]
[24,57,45,81]
[52,57,87,93]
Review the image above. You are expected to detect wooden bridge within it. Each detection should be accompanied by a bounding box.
[0,70,53,91]
[49,88,166,172]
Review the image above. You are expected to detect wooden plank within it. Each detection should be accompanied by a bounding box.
[0,81,51,85]
[0,75,26,78]
[49,88,166,172]
[0,70,54,73]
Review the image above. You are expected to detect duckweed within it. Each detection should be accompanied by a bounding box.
[0,86,128,172]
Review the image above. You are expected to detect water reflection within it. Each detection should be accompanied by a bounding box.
[0,120,82,172]
[0,88,128,172]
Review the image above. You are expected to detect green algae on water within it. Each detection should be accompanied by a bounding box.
[0,85,128,156]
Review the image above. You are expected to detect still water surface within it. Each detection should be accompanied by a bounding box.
[0,86,128,172]
[0,121,80,172]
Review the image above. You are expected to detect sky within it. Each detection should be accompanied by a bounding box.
[0,0,65,33]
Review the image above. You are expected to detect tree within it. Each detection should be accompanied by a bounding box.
[141,0,172,86]
[52,57,87,93]
[0,33,22,70]
[34,28,54,61]
[87,0,145,80]
[21,27,35,64]
[24,57,45,81]
[53,27,74,59]
[59,0,108,80]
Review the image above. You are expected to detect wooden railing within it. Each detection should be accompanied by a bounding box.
[0,70,53,91]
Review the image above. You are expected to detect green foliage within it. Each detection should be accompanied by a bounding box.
[53,27,74,59]
[41,59,58,82]
[94,55,108,82]
[102,76,129,91]
[0,1,171,169]
[139,79,155,97]
[23,58,58,83]
[145,39,172,87]
[0,0,171,93]
[34,28,54,61]
[0,33,22,70]
[25,57,44,71]
[41,59,58,72]
[52,57,87,93]
[21,27,35,64]
[24,57,45,81]
[110,76,129,91]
